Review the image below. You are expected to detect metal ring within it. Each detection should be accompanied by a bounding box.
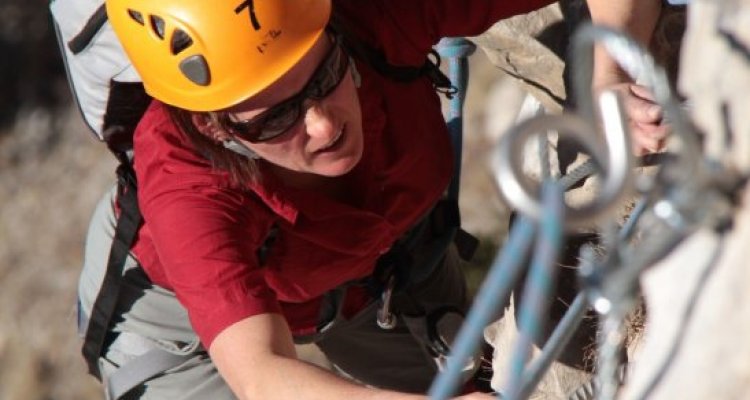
[493,91,633,229]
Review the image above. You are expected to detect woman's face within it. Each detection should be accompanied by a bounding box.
[224,34,364,179]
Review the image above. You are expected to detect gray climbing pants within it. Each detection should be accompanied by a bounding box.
[78,186,475,399]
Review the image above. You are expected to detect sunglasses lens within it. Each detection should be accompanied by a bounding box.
[221,116,258,142]
[221,40,349,144]
[309,46,347,99]
[256,103,301,141]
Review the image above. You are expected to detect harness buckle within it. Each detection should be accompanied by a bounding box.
[425,307,476,372]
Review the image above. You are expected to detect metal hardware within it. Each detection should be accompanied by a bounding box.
[376,275,397,330]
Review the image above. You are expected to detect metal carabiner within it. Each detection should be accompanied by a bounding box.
[376,275,397,330]
[570,23,702,177]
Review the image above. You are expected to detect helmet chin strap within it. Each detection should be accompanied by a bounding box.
[223,138,260,160]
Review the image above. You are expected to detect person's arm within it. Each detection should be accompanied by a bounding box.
[210,313,494,400]
[587,0,662,89]
[209,313,416,400]
[586,0,668,155]
[135,107,491,399]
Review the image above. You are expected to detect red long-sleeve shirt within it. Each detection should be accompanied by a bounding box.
[131,0,554,348]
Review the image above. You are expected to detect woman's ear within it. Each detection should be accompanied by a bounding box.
[192,113,230,142]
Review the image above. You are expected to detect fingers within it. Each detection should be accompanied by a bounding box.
[624,85,663,124]
[597,82,662,124]
[624,84,670,155]
[628,83,656,102]
[595,82,672,156]
[630,121,670,156]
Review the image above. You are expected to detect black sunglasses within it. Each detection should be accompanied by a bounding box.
[219,37,350,143]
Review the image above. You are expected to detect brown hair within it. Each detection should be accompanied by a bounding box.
[165,105,260,186]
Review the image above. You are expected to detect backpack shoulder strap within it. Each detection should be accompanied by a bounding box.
[81,162,142,380]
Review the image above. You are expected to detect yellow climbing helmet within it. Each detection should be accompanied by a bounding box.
[105,0,331,111]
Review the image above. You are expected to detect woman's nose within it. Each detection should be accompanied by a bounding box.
[303,101,339,139]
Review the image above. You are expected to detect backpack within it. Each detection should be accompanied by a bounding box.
[51,1,151,162]
[50,1,471,396]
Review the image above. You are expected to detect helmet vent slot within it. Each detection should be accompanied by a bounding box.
[171,29,193,55]
[150,15,166,39]
[127,9,144,25]
[179,55,211,86]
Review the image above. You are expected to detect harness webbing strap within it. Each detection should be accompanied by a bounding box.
[82,163,143,380]
[102,82,152,150]
[105,348,190,400]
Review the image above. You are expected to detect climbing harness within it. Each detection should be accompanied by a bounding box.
[368,196,479,375]
[367,38,481,377]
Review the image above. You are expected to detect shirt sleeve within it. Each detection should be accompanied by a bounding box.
[146,186,281,347]
[135,106,282,348]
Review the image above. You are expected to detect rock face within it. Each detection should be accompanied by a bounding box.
[474,0,687,209]
[621,1,750,398]
[481,1,750,399]
[471,2,570,114]
[472,0,686,113]
[476,2,688,398]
